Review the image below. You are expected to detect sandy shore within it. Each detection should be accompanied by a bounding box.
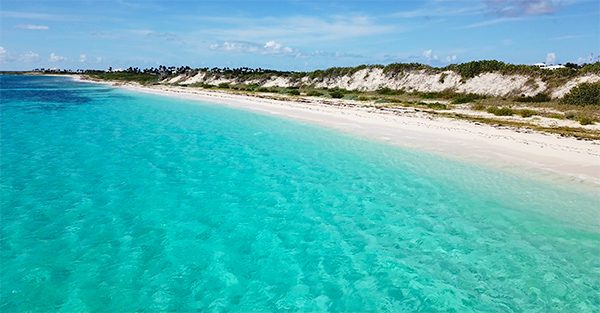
[75,76,600,185]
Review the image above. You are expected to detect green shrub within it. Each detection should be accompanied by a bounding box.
[257,87,271,92]
[439,73,448,84]
[578,117,594,125]
[374,99,391,104]
[421,92,439,99]
[565,112,576,119]
[286,89,300,96]
[452,96,475,104]
[561,81,600,106]
[330,91,344,98]
[343,95,358,100]
[516,93,551,102]
[472,103,487,111]
[218,83,230,89]
[487,107,515,116]
[518,109,537,117]
[202,83,214,88]
[426,102,448,110]
[377,87,395,95]
[358,96,370,101]
[307,90,323,97]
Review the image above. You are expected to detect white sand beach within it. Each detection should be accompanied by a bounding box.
[75,77,600,185]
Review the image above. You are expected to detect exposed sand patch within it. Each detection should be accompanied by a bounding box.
[172,69,596,99]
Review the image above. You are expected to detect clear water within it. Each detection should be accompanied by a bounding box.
[1,75,599,312]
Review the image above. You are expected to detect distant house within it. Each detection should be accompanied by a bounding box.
[533,62,566,70]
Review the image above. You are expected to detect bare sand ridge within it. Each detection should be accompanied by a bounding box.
[167,68,600,99]
[74,75,600,185]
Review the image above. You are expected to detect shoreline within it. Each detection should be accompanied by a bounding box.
[76,75,600,185]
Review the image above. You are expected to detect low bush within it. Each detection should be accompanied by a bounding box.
[426,102,448,110]
[374,99,391,104]
[452,96,476,104]
[330,91,344,98]
[561,81,600,106]
[218,83,230,89]
[487,107,515,116]
[307,90,323,97]
[578,117,594,125]
[518,109,537,117]
[516,93,551,102]
[472,103,487,111]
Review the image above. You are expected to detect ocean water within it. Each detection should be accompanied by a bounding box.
[1,75,599,312]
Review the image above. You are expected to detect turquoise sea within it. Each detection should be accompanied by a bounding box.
[1,75,599,312]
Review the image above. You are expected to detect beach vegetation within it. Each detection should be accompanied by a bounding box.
[472,103,487,111]
[452,96,476,104]
[307,90,323,97]
[329,90,344,98]
[285,89,301,96]
[578,117,594,125]
[561,81,600,107]
[439,73,448,84]
[426,102,448,110]
[516,93,551,103]
[518,109,537,117]
[487,107,515,116]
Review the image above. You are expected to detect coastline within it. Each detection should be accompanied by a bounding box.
[74,75,600,185]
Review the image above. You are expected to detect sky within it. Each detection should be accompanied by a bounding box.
[1,0,599,71]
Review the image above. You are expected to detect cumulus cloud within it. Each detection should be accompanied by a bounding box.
[445,55,458,62]
[210,40,301,57]
[14,24,49,30]
[21,51,41,63]
[209,40,363,60]
[485,0,560,17]
[79,54,86,62]
[423,49,438,61]
[546,52,557,65]
[50,53,66,62]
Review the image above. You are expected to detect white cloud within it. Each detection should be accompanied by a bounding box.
[209,40,362,59]
[14,24,49,30]
[546,52,557,65]
[50,53,66,62]
[210,40,301,57]
[423,49,432,60]
[20,51,41,63]
[423,49,439,61]
[485,0,560,17]
[79,54,86,62]
[195,14,396,44]
[445,55,458,62]
[456,17,524,29]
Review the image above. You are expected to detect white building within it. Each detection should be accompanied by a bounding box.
[533,62,566,70]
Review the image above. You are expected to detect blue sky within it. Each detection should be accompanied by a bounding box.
[1,0,598,71]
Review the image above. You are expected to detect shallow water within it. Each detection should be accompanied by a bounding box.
[2,75,599,312]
